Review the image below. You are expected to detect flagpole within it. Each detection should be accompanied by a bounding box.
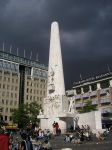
[24,49,25,58]
[17,48,18,56]
[107,64,110,73]
[36,52,38,61]
[30,51,32,60]
[3,42,4,52]
[80,73,82,80]
[10,45,12,54]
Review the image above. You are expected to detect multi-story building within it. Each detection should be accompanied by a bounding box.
[66,72,112,117]
[0,51,47,124]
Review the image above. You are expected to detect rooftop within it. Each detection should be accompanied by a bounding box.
[0,50,48,70]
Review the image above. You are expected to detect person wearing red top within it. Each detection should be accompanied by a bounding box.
[55,122,59,135]
[0,133,9,150]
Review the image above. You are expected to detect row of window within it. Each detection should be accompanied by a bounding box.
[75,93,109,101]
[0,76,19,83]
[26,88,46,94]
[26,84,46,88]
[1,92,18,98]
[76,80,110,94]
[1,99,18,105]
[0,116,12,121]
[26,95,43,101]
[0,84,18,90]
[27,79,46,86]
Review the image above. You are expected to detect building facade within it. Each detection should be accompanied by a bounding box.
[66,72,112,117]
[0,51,47,124]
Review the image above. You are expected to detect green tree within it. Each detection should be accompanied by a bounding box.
[11,104,29,128]
[79,100,97,113]
[25,101,42,124]
[11,102,41,128]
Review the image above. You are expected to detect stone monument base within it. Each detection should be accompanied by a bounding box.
[76,110,102,132]
[38,115,74,134]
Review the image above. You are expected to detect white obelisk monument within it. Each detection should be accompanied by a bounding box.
[38,21,74,133]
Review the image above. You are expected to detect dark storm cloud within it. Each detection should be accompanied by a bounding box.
[0,0,112,89]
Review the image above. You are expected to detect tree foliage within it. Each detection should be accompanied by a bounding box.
[25,101,42,123]
[11,102,41,128]
[11,104,29,128]
[79,100,97,113]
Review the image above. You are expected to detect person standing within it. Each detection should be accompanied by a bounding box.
[52,121,56,135]
[55,122,59,135]
[0,131,10,150]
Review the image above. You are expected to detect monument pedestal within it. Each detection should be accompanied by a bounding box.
[39,115,74,134]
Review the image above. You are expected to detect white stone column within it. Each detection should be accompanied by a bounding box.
[81,87,84,94]
[109,80,112,87]
[89,85,92,92]
[97,83,101,90]
[74,89,77,95]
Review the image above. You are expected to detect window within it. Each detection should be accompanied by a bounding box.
[5,116,7,121]
[12,79,14,83]
[10,100,13,105]
[27,82,29,86]
[6,108,8,113]
[10,116,12,121]
[15,86,18,90]
[11,93,13,98]
[14,101,17,105]
[6,100,8,105]
[30,89,32,93]
[7,92,9,97]
[4,77,6,81]
[2,92,5,97]
[3,84,5,89]
[43,91,46,95]
[7,85,10,90]
[16,79,18,83]
[27,95,28,100]
[2,99,4,104]
[15,93,17,98]
[11,86,14,90]
[0,76,2,80]
[30,96,32,101]
[27,88,29,93]
[33,96,35,101]
[91,84,97,91]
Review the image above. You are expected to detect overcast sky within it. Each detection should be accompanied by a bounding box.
[0,0,112,89]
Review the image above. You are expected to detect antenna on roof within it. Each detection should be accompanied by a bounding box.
[10,45,12,54]
[24,49,26,58]
[17,48,18,56]
[80,73,82,80]
[107,64,110,73]
[30,51,32,60]
[2,42,4,52]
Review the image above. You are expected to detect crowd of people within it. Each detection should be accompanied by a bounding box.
[64,124,112,144]
[0,125,53,150]
[64,124,91,144]
[0,122,112,150]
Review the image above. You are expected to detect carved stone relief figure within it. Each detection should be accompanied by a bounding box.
[68,98,75,113]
